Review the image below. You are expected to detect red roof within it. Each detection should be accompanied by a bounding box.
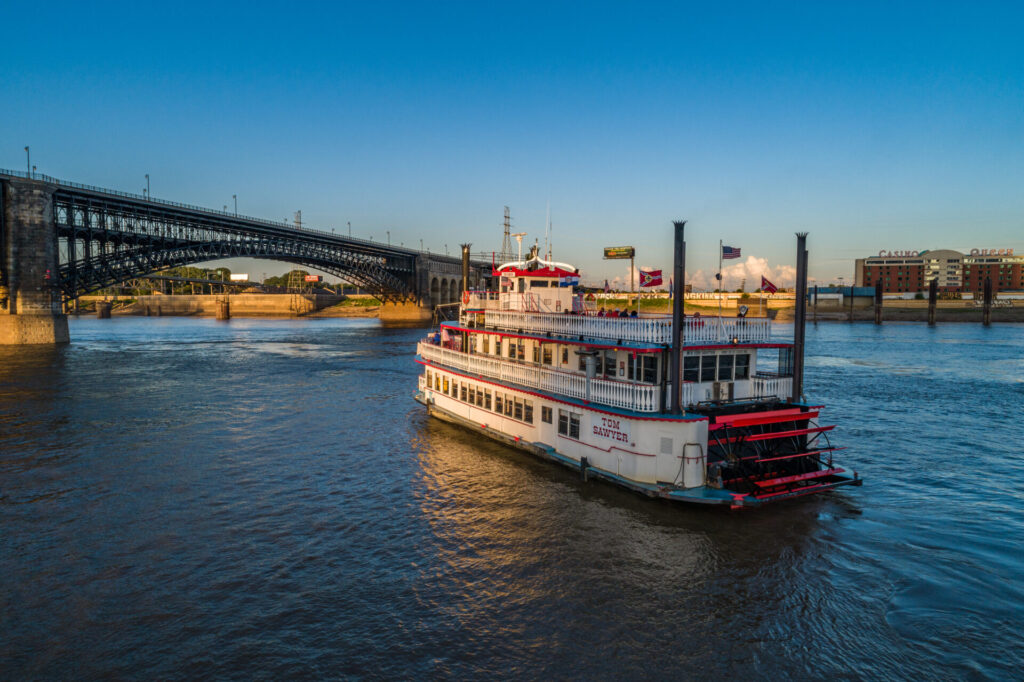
[495,265,578,278]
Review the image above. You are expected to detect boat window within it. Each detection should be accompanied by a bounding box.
[735,354,750,379]
[435,376,440,391]
[518,279,525,293]
[514,399,523,421]
[485,390,492,410]
[683,356,699,382]
[541,406,553,424]
[460,384,467,402]
[468,386,475,404]
[558,410,569,436]
[531,280,549,287]
[718,354,734,381]
[569,412,580,438]
[517,343,525,361]
[641,355,656,383]
[700,354,717,382]
[533,345,540,363]
[476,389,484,407]
[562,348,569,364]
[426,370,432,386]
[505,396,513,416]
[450,380,457,397]
[524,400,533,423]
[578,353,587,371]
[495,394,503,413]
[542,345,553,365]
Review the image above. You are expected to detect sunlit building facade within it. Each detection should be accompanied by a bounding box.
[855,248,1023,294]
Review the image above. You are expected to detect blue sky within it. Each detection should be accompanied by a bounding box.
[3,1,1022,288]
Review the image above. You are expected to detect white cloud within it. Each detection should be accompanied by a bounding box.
[689,256,795,291]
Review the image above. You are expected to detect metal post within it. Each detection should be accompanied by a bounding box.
[145,174,150,198]
[670,220,686,414]
[791,233,808,403]
[461,243,471,296]
[874,279,883,325]
[813,284,818,324]
[848,284,855,322]
[233,194,237,215]
[25,146,30,176]
[928,279,937,326]
[983,277,992,326]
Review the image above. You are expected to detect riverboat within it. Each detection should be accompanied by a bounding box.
[414,225,862,508]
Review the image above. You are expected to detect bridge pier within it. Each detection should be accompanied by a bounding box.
[0,178,69,344]
[378,299,433,324]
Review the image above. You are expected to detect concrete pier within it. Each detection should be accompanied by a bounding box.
[96,301,112,319]
[378,299,432,324]
[0,178,69,344]
[216,300,230,320]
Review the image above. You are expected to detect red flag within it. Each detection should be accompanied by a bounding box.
[760,275,778,294]
[639,269,663,287]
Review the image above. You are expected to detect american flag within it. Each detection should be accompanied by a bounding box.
[722,245,741,260]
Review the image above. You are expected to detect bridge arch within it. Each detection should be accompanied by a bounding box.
[430,277,440,305]
[449,279,458,304]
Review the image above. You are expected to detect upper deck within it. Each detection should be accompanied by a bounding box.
[479,308,771,346]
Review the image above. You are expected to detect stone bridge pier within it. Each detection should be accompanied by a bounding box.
[378,255,491,323]
[0,178,69,344]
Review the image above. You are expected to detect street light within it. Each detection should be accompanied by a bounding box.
[347,221,351,237]
[24,146,30,176]
[387,230,390,246]
[233,194,237,215]
[145,174,150,198]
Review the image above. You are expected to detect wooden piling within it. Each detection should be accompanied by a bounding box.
[983,277,992,327]
[874,279,882,325]
[927,279,937,326]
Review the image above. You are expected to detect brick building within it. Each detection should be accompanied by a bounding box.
[855,248,1023,294]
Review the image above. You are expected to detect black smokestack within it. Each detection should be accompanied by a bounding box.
[670,220,686,414]
[791,233,808,402]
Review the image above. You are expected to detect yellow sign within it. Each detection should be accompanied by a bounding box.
[604,246,635,259]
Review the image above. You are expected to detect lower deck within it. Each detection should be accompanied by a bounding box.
[416,362,862,508]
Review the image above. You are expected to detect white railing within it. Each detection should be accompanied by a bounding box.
[682,316,771,344]
[751,374,793,400]
[483,310,771,345]
[418,342,666,412]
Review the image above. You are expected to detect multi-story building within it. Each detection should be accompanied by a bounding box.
[855,248,1022,294]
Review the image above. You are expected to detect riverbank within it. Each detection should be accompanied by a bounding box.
[75,294,381,318]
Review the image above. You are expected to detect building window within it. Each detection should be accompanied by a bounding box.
[735,354,750,379]
[541,406,553,423]
[718,354,734,381]
[700,354,716,382]
[683,355,699,382]
[558,409,581,438]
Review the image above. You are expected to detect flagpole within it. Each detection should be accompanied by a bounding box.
[718,239,723,321]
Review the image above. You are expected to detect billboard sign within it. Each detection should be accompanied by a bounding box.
[304,275,323,283]
[603,246,635,260]
[229,274,249,281]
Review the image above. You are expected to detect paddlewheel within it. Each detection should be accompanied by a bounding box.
[704,403,851,504]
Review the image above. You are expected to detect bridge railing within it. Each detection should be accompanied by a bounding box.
[0,168,462,260]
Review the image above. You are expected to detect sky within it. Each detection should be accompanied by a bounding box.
[3,1,1022,290]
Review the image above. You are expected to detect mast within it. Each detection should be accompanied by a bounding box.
[791,233,808,402]
[670,220,687,414]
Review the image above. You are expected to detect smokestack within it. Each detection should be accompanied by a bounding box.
[461,243,471,295]
[791,233,808,403]
[670,220,686,414]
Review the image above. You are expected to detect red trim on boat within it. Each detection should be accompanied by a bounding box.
[757,447,844,463]
[720,424,834,443]
[439,322,664,353]
[709,409,818,430]
[753,467,845,488]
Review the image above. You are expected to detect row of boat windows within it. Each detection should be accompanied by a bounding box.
[683,353,750,382]
[425,368,582,437]
[426,370,535,424]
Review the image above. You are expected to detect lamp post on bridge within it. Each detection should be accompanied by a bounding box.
[145,174,150,199]
[387,231,390,246]
[24,146,30,176]
[347,221,351,237]
[233,194,237,215]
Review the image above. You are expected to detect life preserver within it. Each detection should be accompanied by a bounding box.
[462,291,471,304]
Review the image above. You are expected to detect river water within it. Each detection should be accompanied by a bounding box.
[1,317,1021,679]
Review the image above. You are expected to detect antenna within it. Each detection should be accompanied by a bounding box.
[545,202,550,262]
[512,229,528,259]
[501,207,514,263]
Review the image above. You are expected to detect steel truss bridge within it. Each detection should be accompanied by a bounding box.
[1,169,478,306]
